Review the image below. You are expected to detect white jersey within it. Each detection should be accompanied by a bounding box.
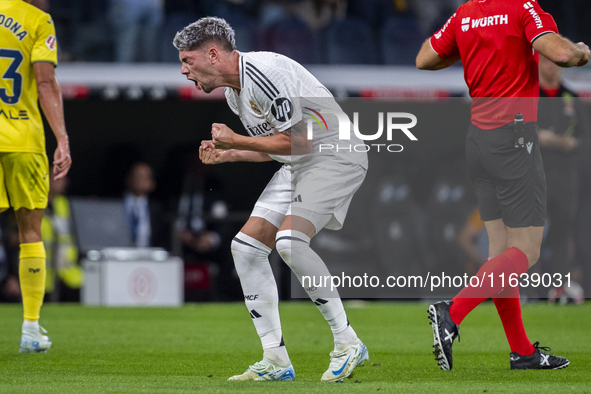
[224,51,368,171]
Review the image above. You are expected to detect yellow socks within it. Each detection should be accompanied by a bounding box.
[19,242,46,321]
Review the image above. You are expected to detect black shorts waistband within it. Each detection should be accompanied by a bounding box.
[468,121,537,141]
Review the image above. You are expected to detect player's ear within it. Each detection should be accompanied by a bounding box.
[208,46,219,64]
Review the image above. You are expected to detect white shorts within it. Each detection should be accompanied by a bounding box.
[251,163,366,233]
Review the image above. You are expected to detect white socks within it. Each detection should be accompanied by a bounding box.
[23,319,39,329]
[231,232,289,362]
[232,227,359,364]
[263,345,291,367]
[22,319,39,335]
[275,229,357,343]
[334,325,358,344]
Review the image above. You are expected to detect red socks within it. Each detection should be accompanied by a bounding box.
[493,285,535,356]
[449,247,529,325]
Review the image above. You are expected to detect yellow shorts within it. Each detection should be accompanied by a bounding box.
[0,152,49,212]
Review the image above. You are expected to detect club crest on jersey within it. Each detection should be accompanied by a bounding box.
[249,100,262,115]
[461,17,470,32]
[45,35,56,50]
[271,97,292,122]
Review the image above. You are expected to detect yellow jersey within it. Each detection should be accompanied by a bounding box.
[0,0,57,154]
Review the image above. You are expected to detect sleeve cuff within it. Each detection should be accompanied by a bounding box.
[32,60,58,67]
[429,36,441,56]
[530,30,556,44]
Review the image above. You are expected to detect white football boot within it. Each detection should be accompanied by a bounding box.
[228,357,295,381]
[19,325,52,353]
[321,339,369,382]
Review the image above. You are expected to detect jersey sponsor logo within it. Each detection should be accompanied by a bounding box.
[249,100,262,115]
[461,17,470,32]
[0,14,28,41]
[0,109,28,120]
[45,35,56,50]
[524,2,543,28]
[434,13,455,39]
[469,14,508,29]
[271,97,293,122]
[246,121,273,136]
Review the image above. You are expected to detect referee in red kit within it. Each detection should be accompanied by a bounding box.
[416,0,590,371]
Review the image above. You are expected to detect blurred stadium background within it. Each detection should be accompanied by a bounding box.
[1,0,590,305]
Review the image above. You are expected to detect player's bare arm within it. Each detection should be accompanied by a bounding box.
[416,39,461,70]
[533,33,590,67]
[34,61,71,180]
[199,140,272,164]
[211,120,311,155]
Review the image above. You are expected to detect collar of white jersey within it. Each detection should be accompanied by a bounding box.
[238,51,245,91]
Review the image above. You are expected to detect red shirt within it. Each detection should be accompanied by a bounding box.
[430,0,558,129]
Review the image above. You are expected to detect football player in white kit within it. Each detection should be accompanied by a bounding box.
[174,17,369,382]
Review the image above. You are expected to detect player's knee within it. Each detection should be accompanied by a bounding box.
[18,229,42,244]
[230,232,272,259]
[275,230,310,267]
[525,248,540,268]
[230,236,242,255]
[275,237,292,264]
[511,245,540,268]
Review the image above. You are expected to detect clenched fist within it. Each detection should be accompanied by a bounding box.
[211,123,237,150]
[199,140,230,165]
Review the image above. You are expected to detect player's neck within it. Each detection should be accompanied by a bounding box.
[220,50,242,93]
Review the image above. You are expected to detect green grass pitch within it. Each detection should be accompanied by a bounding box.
[1,301,590,393]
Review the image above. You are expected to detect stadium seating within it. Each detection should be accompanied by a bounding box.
[224,15,260,53]
[381,16,424,65]
[425,175,475,277]
[161,13,199,63]
[347,0,392,31]
[262,17,321,64]
[326,18,377,64]
[369,174,432,297]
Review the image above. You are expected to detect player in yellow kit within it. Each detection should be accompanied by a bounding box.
[0,0,71,352]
